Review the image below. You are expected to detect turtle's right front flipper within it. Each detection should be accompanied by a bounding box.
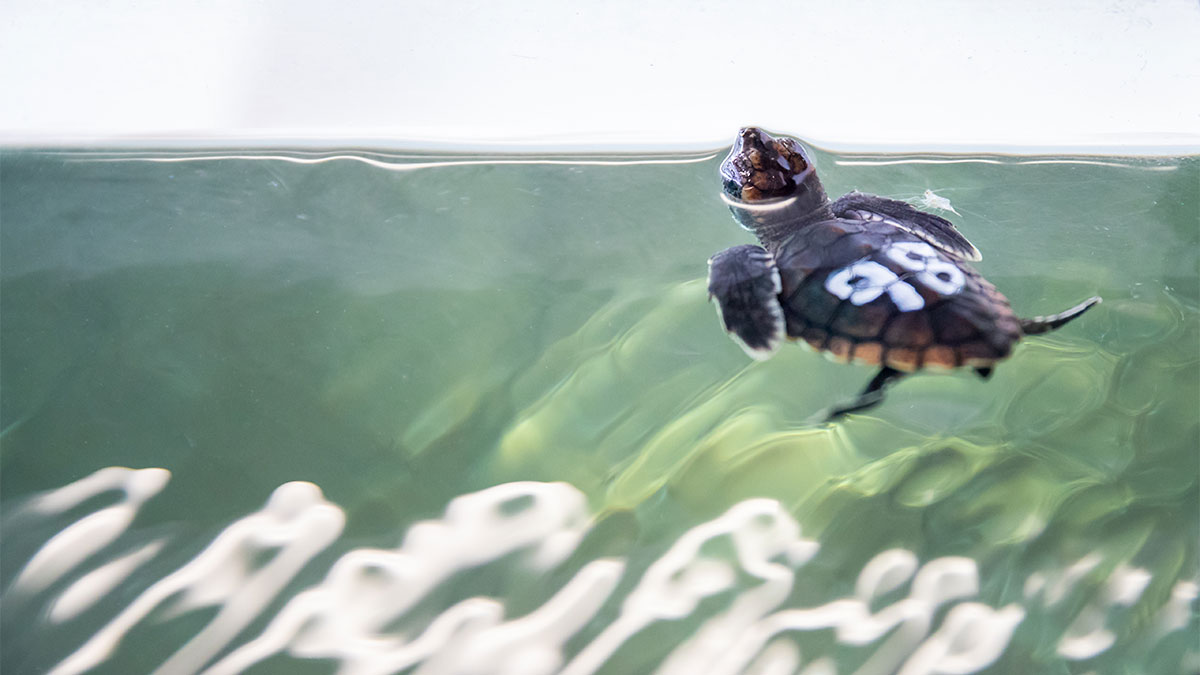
[707,244,785,360]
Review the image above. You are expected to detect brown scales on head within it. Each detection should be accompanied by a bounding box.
[720,127,811,202]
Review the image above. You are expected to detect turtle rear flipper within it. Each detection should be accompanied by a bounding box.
[832,191,982,261]
[825,366,907,421]
[707,244,785,360]
[1021,296,1102,335]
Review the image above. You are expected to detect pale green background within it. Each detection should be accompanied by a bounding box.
[2,147,1196,673]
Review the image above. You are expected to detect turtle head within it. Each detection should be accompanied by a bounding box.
[720,127,815,203]
[719,128,831,241]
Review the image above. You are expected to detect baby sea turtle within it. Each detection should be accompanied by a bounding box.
[707,127,1101,418]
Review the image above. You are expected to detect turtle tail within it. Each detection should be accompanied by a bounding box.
[1020,296,1102,335]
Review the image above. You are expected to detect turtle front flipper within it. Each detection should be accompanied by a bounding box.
[1021,296,1102,335]
[707,244,785,360]
[832,191,982,261]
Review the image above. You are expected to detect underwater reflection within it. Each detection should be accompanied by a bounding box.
[3,472,1194,674]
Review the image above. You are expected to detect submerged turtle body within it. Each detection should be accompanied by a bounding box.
[707,127,1100,417]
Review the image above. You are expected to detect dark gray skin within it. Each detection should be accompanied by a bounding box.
[707,127,1101,419]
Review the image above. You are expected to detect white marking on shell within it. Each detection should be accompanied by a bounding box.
[826,259,928,312]
[886,241,939,270]
[920,260,965,295]
[886,241,966,296]
[825,261,894,306]
[887,281,926,311]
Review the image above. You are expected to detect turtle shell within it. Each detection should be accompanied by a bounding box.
[771,218,1021,372]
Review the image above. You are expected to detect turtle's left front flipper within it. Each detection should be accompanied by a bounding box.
[707,244,785,360]
[832,191,982,261]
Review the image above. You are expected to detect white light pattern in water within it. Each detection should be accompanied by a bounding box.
[207,480,594,675]
[9,467,170,598]
[3,469,1193,674]
[44,478,345,675]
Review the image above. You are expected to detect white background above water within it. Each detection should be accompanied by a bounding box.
[2,0,1199,153]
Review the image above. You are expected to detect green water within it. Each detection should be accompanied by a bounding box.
[1,147,1197,674]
